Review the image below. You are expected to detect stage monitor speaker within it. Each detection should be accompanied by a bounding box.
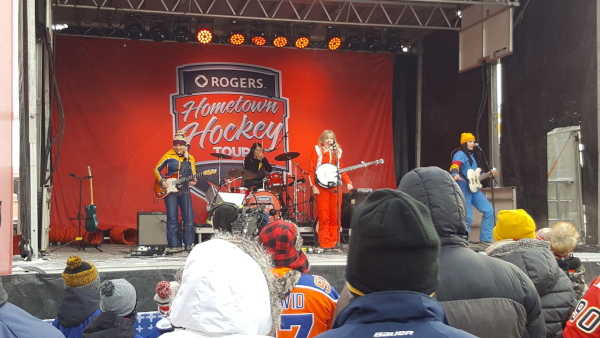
[341,192,371,229]
[137,212,168,246]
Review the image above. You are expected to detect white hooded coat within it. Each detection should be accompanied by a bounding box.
[162,238,274,337]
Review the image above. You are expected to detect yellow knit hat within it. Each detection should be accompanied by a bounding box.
[493,209,536,242]
[460,133,475,145]
[61,255,99,288]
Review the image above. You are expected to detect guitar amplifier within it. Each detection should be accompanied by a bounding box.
[341,191,372,229]
[137,212,169,246]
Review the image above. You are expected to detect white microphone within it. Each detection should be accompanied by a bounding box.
[329,142,336,148]
[474,143,482,151]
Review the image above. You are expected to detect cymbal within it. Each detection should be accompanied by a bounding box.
[210,153,232,159]
[228,169,258,180]
[274,152,300,161]
[288,178,306,186]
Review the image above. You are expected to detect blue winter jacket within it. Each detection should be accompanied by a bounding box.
[315,291,477,338]
[52,287,102,338]
[0,302,64,338]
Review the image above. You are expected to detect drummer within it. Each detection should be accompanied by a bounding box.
[243,142,273,190]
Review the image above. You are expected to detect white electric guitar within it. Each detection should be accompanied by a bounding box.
[316,159,384,189]
[466,168,497,193]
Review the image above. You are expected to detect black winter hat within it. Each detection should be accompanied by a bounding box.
[346,189,440,295]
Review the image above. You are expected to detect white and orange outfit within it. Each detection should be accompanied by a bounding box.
[308,144,351,249]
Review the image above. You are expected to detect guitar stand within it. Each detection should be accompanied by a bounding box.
[52,174,103,253]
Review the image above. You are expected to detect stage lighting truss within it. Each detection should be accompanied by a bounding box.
[125,20,145,40]
[251,28,267,46]
[196,27,213,44]
[149,21,168,42]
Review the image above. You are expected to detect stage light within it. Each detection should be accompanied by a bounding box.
[196,28,213,44]
[327,36,342,51]
[402,46,409,52]
[366,31,382,52]
[294,35,310,49]
[252,33,266,46]
[125,21,145,40]
[173,25,191,43]
[345,35,361,51]
[273,29,288,48]
[230,30,245,45]
[385,36,402,53]
[150,22,168,42]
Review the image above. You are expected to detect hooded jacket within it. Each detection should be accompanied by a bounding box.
[316,291,477,338]
[487,239,577,338]
[162,233,282,338]
[82,312,143,338]
[52,287,102,338]
[398,166,545,338]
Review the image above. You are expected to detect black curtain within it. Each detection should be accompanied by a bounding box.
[392,53,417,185]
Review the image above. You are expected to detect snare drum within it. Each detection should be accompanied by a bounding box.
[230,187,250,198]
[266,172,284,194]
[245,191,281,222]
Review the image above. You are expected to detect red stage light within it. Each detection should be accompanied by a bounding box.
[252,35,266,46]
[328,37,342,51]
[273,36,288,48]
[196,28,212,44]
[230,33,245,45]
[295,36,310,49]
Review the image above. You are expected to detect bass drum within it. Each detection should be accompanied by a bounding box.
[245,191,281,222]
[209,202,239,233]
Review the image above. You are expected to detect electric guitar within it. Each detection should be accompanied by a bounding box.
[316,159,384,189]
[154,169,217,199]
[466,168,498,193]
[84,166,98,232]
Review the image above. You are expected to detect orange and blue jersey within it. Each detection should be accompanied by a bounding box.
[564,275,600,337]
[154,149,196,182]
[277,272,339,338]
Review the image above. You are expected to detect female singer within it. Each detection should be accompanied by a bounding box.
[449,132,494,246]
[308,130,353,251]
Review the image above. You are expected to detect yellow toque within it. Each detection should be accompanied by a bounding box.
[61,255,99,288]
[460,133,475,145]
[493,209,536,242]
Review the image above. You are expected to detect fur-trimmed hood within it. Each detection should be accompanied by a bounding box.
[169,231,282,336]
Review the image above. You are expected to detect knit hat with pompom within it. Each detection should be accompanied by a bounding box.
[61,256,99,291]
[153,281,180,317]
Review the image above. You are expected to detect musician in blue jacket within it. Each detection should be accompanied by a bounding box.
[154,130,197,250]
[449,133,494,245]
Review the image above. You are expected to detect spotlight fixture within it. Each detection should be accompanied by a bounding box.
[230,30,245,45]
[402,46,409,53]
[125,21,145,40]
[385,34,402,53]
[251,30,267,46]
[196,27,213,44]
[345,35,361,51]
[173,25,191,43]
[150,22,168,42]
[273,29,288,48]
[294,34,310,49]
[365,31,382,52]
[327,36,342,51]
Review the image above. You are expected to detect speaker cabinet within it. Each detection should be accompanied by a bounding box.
[341,192,371,229]
[137,212,168,246]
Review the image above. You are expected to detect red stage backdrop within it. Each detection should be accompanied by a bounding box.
[51,36,395,231]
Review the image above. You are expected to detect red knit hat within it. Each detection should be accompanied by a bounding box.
[259,220,309,273]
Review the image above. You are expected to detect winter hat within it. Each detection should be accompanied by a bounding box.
[493,209,536,242]
[173,130,187,146]
[154,281,180,317]
[61,256,100,291]
[259,220,309,274]
[346,189,440,295]
[460,132,475,144]
[100,279,137,317]
[535,227,551,241]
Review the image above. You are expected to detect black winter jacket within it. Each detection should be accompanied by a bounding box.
[398,167,545,338]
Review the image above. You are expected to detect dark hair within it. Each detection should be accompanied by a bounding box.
[459,143,474,166]
[246,142,263,159]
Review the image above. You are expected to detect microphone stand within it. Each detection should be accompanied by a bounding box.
[332,144,342,250]
[476,146,497,227]
[183,154,195,251]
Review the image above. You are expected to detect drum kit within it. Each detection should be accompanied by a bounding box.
[207,151,315,234]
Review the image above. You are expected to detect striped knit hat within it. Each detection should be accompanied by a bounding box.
[173,130,187,146]
[61,256,99,291]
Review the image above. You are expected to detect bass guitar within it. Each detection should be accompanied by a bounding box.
[84,166,98,232]
[466,168,498,193]
[316,159,384,189]
[154,169,217,199]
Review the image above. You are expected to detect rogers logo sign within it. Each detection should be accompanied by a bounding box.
[171,63,289,200]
